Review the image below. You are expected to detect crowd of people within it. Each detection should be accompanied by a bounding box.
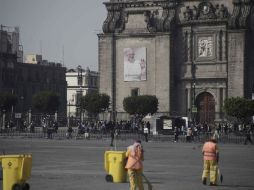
[1,117,253,145]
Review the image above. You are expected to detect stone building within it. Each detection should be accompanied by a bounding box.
[66,66,98,119]
[98,0,254,123]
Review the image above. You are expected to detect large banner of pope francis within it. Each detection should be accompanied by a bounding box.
[124,47,146,82]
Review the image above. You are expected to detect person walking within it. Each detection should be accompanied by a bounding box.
[125,140,144,190]
[174,127,179,142]
[186,127,192,142]
[143,125,149,142]
[110,128,115,147]
[202,138,219,186]
[66,126,74,139]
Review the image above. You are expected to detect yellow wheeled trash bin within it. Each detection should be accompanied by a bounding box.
[0,154,32,190]
[104,151,127,183]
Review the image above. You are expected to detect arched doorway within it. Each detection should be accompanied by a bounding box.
[196,92,215,124]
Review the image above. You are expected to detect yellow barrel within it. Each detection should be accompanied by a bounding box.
[104,151,127,183]
[0,154,32,190]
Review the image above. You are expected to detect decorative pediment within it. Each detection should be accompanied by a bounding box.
[181,1,229,24]
[198,2,216,20]
[144,2,176,32]
[102,4,126,33]
[102,0,177,34]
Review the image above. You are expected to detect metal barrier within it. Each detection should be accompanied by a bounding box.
[0,128,249,144]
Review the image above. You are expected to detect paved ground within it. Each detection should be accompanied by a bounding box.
[0,137,254,190]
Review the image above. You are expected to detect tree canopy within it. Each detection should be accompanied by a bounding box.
[224,97,254,123]
[81,92,110,116]
[0,92,18,112]
[32,91,60,114]
[123,95,158,117]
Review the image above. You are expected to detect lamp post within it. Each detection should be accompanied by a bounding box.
[2,109,6,130]
[20,96,24,116]
[67,99,73,127]
[191,62,197,123]
[192,81,196,123]
[28,108,31,124]
[76,65,83,123]
[78,87,83,122]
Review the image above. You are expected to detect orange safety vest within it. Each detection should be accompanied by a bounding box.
[202,141,218,161]
[125,146,143,170]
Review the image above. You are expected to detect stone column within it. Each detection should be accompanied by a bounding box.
[187,31,191,63]
[215,89,220,122]
[222,30,227,62]
[227,31,245,97]
[222,88,226,107]
[187,87,191,120]
[217,31,221,61]
[98,34,114,119]
[2,111,6,130]
[187,88,191,111]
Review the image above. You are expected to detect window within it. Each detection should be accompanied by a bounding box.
[131,88,139,97]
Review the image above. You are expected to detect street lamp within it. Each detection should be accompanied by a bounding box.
[67,99,74,127]
[78,87,83,122]
[68,101,71,127]
[191,62,197,123]
[2,109,6,130]
[76,65,83,122]
[20,96,24,115]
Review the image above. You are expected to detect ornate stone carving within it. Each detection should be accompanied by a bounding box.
[228,0,241,29]
[102,6,114,33]
[183,6,194,21]
[182,1,230,23]
[102,0,179,33]
[144,10,158,32]
[238,0,252,29]
[102,4,126,33]
[160,3,175,32]
[198,2,216,20]
[215,4,229,19]
[144,4,175,33]
[198,37,213,58]
[228,0,252,29]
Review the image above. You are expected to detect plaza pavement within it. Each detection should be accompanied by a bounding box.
[0,137,254,190]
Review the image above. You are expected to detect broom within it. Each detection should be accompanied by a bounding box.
[142,173,153,190]
[217,167,223,183]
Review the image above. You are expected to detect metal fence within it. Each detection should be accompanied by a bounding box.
[0,127,251,145]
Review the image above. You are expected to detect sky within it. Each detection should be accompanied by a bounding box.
[0,0,107,71]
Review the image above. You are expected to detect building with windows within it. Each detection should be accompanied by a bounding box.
[66,66,99,120]
[0,25,67,117]
[25,54,42,64]
[98,0,254,123]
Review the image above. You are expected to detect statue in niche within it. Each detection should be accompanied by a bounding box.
[198,2,216,19]
[215,4,220,18]
[202,4,210,15]
[215,4,229,19]
[192,5,198,20]
[184,6,193,21]
[144,10,157,32]
[219,4,229,18]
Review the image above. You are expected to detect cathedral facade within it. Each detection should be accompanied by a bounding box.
[98,0,254,123]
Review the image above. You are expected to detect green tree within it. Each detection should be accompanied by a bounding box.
[81,92,110,117]
[0,92,18,112]
[123,95,158,117]
[224,97,254,124]
[32,91,60,114]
